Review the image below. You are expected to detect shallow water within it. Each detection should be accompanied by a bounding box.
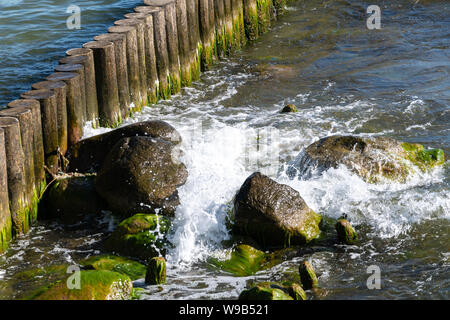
[0,0,449,300]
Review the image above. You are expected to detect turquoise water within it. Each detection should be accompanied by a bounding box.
[0,0,449,300]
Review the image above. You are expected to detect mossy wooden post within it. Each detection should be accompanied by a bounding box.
[335,218,358,245]
[83,41,121,128]
[198,0,215,70]
[142,7,171,99]
[59,54,99,127]
[299,261,318,290]
[45,72,84,146]
[173,0,192,86]
[54,64,87,124]
[107,26,142,112]
[244,0,259,40]
[0,117,28,236]
[143,1,182,95]
[31,81,68,156]
[0,128,12,252]
[272,0,286,15]
[125,12,159,103]
[185,0,202,80]
[145,257,167,285]
[256,0,272,34]
[231,0,246,47]
[65,48,99,127]
[223,0,235,54]
[7,99,45,198]
[0,107,37,225]
[114,19,148,111]
[20,89,59,175]
[94,33,131,119]
[214,0,227,57]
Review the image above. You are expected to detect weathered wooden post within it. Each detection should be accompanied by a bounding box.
[0,117,28,236]
[54,64,87,124]
[184,0,202,80]
[65,48,99,127]
[0,128,12,253]
[107,25,143,111]
[243,0,259,40]
[7,99,45,198]
[223,0,235,54]
[0,106,37,225]
[257,0,273,34]
[114,19,148,111]
[59,54,99,127]
[83,41,122,128]
[173,0,192,86]
[20,89,59,175]
[45,72,84,145]
[214,0,227,57]
[198,0,216,69]
[231,0,246,48]
[124,12,160,103]
[134,7,171,99]
[143,1,182,95]
[94,33,131,119]
[31,80,68,156]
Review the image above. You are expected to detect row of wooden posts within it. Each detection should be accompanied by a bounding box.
[0,0,289,253]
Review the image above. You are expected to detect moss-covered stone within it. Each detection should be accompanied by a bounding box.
[335,218,357,245]
[145,257,166,285]
[31,270,133,300]
[281,104,298,113]
[401,143,445,171]
[80,254,146,280]
[287,282,307,300]
[239,282,294,300]
[104,214,171,261]
[208,244,270,276]
[298,261,318,290]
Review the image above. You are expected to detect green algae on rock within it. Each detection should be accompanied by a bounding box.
[80,254,146,280]
[233,172,322,248]
[335,218,357,245]
[298,261,318,290]
[105,213,171,261]
[239,281,306,300]
[208,244,270,276]
[281,104,298,113]
[31,270,133,300]
[288,135,446,183]
[145,256,166,285]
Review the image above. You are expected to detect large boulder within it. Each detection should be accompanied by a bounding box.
[39,174,107,224]
[287,135,445,183]
[31,270,133,300]
[67,120,182,173]
[233,172,322,248]
[95,136,188,216]
[104,214,171,261]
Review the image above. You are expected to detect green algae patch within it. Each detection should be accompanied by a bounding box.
[208,244,273,277]
[402,142,445,171]
[239,281,297,300]
[80,254,146,281]
[32,270,133,300]
[105,213,172,261]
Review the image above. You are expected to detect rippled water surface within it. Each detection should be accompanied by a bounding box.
[0,0,449,300]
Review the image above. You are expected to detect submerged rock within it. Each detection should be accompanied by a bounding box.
[80,254,146,281]
[67,120,182,173]
[145,257,166,285]
[298,261,318,290]
[280,104,298,113]
[208,244,270,277]
[287,135,445,183]
[239,281,306,300]
[31,270,133,300]
[233,172,322,248]
[104,214,171,261]
[39,174,107,224]
[335,218,357,245]
[95,136,188,216]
